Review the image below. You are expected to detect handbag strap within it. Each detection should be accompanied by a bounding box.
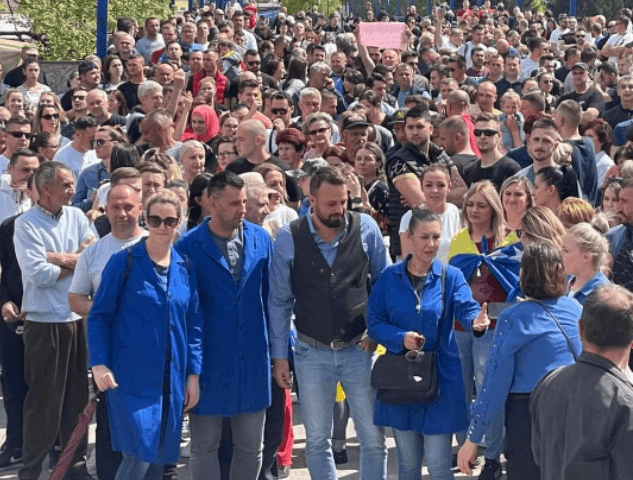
[432,265,446,353]
[529,300,578,361]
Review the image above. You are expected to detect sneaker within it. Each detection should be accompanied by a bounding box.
[478,458,502,480]
[278,464,290,478]
[333,449,348,465]
[0,447,21,468]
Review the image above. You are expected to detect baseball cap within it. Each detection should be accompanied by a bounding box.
[342,114,371,131]
[288,157,330,178]
[571,62,589,72]
[388,108,409,126]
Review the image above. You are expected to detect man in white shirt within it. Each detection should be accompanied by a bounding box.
[53,116,99,180]
[0,148,39,223]
[602,16,633,64]
[459,24,485,69]
[135,17,164,64]
[0,116,31,174]
[68,183,146,480]
[522,37,547,79]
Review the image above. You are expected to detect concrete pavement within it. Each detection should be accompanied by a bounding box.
[0,394,490,479]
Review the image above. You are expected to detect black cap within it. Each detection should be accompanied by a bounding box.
[78,61,99,76]
[342,114,371,131]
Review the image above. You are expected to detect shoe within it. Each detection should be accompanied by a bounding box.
[478,458,502,480]
[48,445,61,471]
[333,449,348,465]
[0,447,21,468]
[278,464,290,478]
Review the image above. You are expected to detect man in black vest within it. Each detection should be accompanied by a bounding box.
[269,167,390,480]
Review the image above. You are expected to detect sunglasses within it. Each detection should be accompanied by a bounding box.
[309,127,329,136]
[270,108,288,115]
[147,215,180,229]
[91,139,110,148]
[6,131,31,139]
[41,113,60,120]
[474,129,499,137]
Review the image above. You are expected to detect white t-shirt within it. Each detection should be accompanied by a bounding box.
[399,203,462,265]
[595,151,615,187]
[0,154,9,174]
[266,204,299,228]
[520,57,540,79]
[53,143,99,180]
[606,33,633,64]
[69,232,148,296]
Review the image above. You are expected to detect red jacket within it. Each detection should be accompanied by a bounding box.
[191,69,227,104]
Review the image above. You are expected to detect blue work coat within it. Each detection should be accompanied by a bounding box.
[87,240,203,464]
[176,219,273,416]
[367,259,481,435]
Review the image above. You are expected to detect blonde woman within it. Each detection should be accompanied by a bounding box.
[561,223,611,305]
[448,180,521,477]
[499,176,532,232]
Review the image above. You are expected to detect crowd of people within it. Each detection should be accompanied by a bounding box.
[1,0,633,480]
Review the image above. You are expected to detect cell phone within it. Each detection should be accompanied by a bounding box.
[487,302,515,320]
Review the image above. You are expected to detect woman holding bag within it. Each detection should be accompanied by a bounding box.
[367,209,490,480]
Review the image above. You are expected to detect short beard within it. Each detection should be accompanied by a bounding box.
[317,211,344,228]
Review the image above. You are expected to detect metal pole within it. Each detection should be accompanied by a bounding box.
[96,0,108,58]
[427,0,432,17]
[569,0,576,16]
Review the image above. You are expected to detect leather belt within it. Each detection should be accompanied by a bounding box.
[297,332,364,351]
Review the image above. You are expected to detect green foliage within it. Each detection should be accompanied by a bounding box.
[281,0,342,17]
[17,0,174,60]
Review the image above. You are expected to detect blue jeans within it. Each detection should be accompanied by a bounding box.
[293,338,387,480]
[392,430,453,480]
[113,454,163,480]
[454,330,504,459]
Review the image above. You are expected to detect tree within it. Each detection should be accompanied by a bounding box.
[281,0,342,17]
[16,0,174,60]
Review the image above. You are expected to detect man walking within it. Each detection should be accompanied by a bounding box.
[269,166,389,480]
[176,171,273,480]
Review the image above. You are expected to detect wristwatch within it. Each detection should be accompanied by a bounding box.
[351,197,363,204]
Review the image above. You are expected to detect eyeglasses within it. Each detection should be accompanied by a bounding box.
[473,129,499,137]
[217,151,237,157]
[309,127,329,136]
[270,108,288,115]
[147,215,180,229]
[41,113,60,120]
[6,131,31,139]
[91,139,111,148]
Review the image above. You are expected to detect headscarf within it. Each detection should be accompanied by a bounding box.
[181,105,219,143]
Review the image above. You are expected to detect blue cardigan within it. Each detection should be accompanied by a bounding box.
[367,259,481,435]
[176,219,273,416]
[88,240,203,464]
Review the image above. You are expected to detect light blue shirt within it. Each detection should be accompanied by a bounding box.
[268,211,390,359]
[14,204,95,323]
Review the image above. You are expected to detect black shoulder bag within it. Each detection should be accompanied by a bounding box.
[370,265,446,406]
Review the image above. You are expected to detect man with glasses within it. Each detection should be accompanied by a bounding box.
[61,87,89,140]
[602,16,633,64]
[265,91,294,154]
[0,116,31,174]
[465,113,520,189]
[54,116,99,180]
[243,50,277,90]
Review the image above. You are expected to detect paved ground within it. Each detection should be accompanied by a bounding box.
[0,391,496,480]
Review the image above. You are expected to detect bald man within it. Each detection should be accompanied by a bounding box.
[225,120,302,208]
[446,90,481,156]
[86,89,126,127]
[68,183,147,480]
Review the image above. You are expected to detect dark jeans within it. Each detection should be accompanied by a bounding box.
[96,396,123,480]
[505,393,540,480]
[19,320,89,480]
[0,319,28,451]
[259,378,285,480]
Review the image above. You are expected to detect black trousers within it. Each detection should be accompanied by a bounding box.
[96,396,123,480]
[0,320,28,451]
[19,320,89,480]
[505,393,540,480]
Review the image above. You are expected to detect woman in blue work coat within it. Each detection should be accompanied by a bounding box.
[368,209,490,480]
[88,190,203,480]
